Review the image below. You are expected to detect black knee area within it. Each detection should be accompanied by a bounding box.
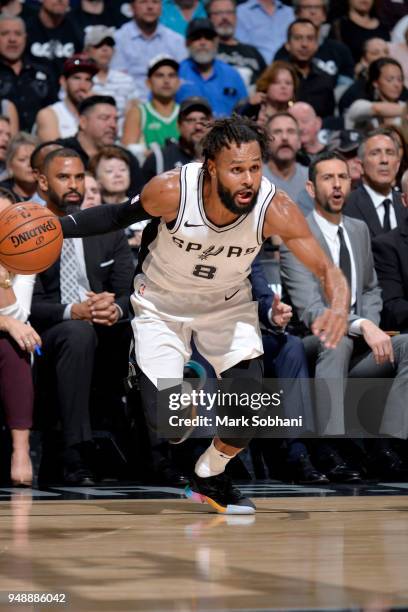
[217,357,265,448]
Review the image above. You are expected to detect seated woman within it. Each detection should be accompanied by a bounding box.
[237,61,298,126]
[0,188,41,486]
[0,132,38,202]
[345,58,407,131]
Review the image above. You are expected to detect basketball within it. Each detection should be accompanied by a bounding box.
[0,202,63,274]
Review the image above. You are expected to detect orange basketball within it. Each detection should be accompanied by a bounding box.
[0,202,63,274]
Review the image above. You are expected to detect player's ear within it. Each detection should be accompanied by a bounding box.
[305,179,315,199]
[207,158,216,178]
[38,173,49,193]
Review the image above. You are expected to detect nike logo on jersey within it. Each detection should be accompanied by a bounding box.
[184,221,204,227]
[225,289,240,301]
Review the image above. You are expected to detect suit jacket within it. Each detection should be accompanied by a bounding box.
[30,230,134,333]
[372,219,408,332]
[280,212,382,332]
[343,184,407,239]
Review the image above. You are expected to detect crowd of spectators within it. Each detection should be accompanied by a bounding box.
[0,0,408,488]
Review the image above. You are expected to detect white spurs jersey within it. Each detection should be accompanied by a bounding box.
[140,162,276,293]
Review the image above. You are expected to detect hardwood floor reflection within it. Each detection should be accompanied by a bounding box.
[0,494,407,611]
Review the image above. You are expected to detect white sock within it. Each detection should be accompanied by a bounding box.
[195,441,234,478]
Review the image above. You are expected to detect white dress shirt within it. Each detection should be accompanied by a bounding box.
[313,211,366,335]
[363,183,397,229]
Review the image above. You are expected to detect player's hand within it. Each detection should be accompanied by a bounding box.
[71,301,93,321]
[86,291,119,326]
[271,294,292,328]
[2,318,41,353]
[360,320,394,365]
[312,308,348,349]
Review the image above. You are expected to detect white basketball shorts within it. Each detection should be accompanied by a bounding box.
[130,273,263,387]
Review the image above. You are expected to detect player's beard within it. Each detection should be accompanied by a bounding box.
[48,186,84,214]
[217,177,258,215]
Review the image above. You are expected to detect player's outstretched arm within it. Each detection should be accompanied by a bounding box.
[61,170,181,238]
[264,191,350,349]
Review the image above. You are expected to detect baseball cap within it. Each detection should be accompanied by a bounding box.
[179,96,212,118]
[62,54,99,78]
[84,25,116,48]
[186,18,217,40]
[147,55,179,78]
[328,130,361,154]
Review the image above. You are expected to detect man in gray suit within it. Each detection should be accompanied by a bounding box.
[281,151,408,480]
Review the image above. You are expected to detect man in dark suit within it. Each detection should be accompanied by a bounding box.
[30,148,134,485]
[373,169,408,333]
[281,151,408,480]
[344,128,407,239]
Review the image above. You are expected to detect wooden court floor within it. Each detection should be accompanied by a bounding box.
[1,488,408,612]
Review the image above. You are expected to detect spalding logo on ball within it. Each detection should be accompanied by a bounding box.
[0,202,63,274]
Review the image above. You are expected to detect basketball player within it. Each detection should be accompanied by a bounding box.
[61,116,349,514]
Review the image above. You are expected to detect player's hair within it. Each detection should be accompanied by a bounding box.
[42,147,83,173]
[0,114,10,125]
[308,151,348,184]
[30,140,63,171]
[201,115,268,177]
[287,18,318,40]
[357,127,400,160]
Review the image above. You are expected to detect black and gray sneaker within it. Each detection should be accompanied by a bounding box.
[185,473,256,514]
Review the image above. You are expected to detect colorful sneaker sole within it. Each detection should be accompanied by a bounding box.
[184,485,256,515]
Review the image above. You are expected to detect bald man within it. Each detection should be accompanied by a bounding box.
[289,102,326,163]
